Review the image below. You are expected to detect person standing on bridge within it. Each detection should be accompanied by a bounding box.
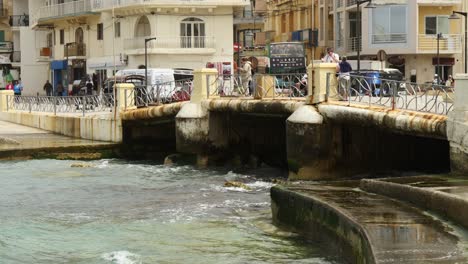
[43,80,52,96]
[240,57,252,95]
[321,47,340,64]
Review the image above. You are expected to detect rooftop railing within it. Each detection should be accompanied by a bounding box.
[32,0,92,25]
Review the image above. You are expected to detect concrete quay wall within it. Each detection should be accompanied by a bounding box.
[0,111,121,143]
[361,178,468,230]
[271,185,376,264]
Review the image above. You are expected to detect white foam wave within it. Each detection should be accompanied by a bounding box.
[246,181,275,190]
[101,250,141,264]
[95,160,110,169]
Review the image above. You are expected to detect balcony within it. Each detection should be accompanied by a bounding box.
[9,15,29,27]
[0,42,13,53]
[347,37,361,52]
[372,33,406,44]
[11,51,21,63]
[32,0,94,26]
[65,42,86,57]
[123,36,216,55]
[418,34,462,53]
[91,0,247,10]
[417,0,461,5]
[233,10,263,24]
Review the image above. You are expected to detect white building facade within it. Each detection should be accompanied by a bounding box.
[28,0,248,95]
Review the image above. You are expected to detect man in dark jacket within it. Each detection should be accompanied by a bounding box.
[43,80,53,96]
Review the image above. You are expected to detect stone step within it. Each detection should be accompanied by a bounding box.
[271,182,467,263]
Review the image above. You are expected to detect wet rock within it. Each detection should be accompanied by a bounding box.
[70,163,93,168]
[224,181,252,190]
[56,153,102,160]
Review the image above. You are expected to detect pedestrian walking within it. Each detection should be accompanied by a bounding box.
[43,80,53,96]
[86,80,93,95]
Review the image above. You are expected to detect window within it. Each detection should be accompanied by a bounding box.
[97,23,103,40]
[372,5,407,43]
[115,21,121,38]
[180,17,205,48]
[60,29,64,45]
[135,16,150,37]
[76,27,84,43]
[425,16,449,35]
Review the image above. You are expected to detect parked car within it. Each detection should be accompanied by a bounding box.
[103,75,145,94]
[349,68,404,96]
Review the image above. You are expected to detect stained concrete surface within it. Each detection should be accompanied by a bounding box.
[0,120,114,151]
[286,181,468,263]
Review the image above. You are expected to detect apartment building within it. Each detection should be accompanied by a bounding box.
[29,0,248,95]
[262,0,321,63]
[234,0,265,64]
[328,0,465,83]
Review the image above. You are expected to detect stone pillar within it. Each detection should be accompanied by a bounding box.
[191,68,219,103]
[307,62,338,105]
[254,74,275,99]
[0,90,14,112]
[115,83,136,114]
[447,73,468,174]
[286,105,332,180]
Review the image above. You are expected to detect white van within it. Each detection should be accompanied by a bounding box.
[115,68,193,101]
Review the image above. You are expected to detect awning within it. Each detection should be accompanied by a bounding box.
[87,56,126,69]
[50,60,67,70]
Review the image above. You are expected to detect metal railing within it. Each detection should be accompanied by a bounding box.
[64,42,86,57]
[124,78,193,109]
[11,51,20,63]
[326,73,454,115]
[91,0,247,10]
[347,37,361,52]
[10,15,29,27]
[0,42,13,52]
[372,33,406,44]
[32,0,93,24]
[124,36,216,50]
[207,73,308,99]
[418,34,462,53]
[7,94,115,116]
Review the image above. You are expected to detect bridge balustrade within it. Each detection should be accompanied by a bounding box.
[326,73,454,115]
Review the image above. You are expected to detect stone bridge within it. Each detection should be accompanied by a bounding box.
[0,64,467,178]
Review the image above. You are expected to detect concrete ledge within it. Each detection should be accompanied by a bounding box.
[319,104,447,140]
[121,102,187,121]
[271,186,376,264]
[0,111,121,142]
[361,178,468,229]
[204,98,304,115]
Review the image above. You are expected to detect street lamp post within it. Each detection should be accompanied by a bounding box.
[356,0,376,73]
[437,32,442,84]
[144,37,157,88]
[449,11,467,73]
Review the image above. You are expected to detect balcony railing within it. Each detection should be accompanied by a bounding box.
[92,0,247,10]
[33,0,92,24]
[372,33,406,44]
[9,15,29,27]
[65,42,86,57]
[418,34,462,53]
[346,0,357,6]
[124,36,216,50]
[0,42,13,52]
[11,51,20,63]
[347,37,361,52]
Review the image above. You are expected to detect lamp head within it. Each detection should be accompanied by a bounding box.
[449,12,460,20]
[363,0,377,8]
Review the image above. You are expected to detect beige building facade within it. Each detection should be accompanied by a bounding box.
[28,0,247,95]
